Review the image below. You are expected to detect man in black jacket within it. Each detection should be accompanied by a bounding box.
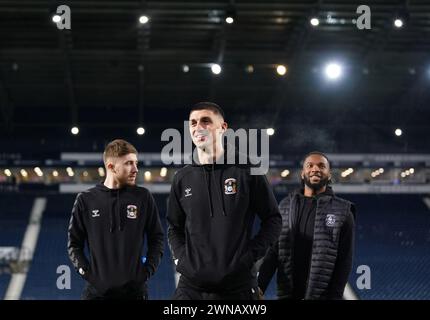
[167,102,282,300]
[68,139,164,300]
[258,151,355,300]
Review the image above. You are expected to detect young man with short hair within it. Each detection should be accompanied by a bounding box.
[167,102,282,300]
[68,139,164,300]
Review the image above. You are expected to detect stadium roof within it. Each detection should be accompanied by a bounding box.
[1,0,429,153]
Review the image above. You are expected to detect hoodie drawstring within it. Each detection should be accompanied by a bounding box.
[202,167,214,217]
[117,189,123,231]
[212,164,226,216]
[202,164,226,217]
[109,194,115,233]
[109,189,124,232]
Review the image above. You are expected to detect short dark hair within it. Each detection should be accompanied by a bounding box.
[302,151,331,168]
[189,101,225,120]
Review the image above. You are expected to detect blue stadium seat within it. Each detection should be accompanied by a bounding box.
[2,193,429,299]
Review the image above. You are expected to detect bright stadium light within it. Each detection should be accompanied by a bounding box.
[225,16,234,24]
[66,167,74,177]
[276,65,287,76]
[211,64,222,75]
[34,167,43,177]
[394,18,403,28]
[52,14,61,23]
[395,128,402,136]
[160,167,168,177]
[144,171,152,181]
[71,126,79,135]
[325,62,342,80]
[310,18,320,26]
[139,15,149,24]
[137,127,145,135]
[281,170,290,178]
[266,128,275,136]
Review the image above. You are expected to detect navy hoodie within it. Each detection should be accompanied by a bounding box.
[167,147,282,293]
[67,183,164,295]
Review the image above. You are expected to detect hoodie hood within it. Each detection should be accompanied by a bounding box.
[95,183,134,232]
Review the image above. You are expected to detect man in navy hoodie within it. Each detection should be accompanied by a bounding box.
[167,102,282,300]
[67,139,164,299]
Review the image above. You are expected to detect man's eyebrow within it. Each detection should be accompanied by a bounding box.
[189,116,212,122]
[305,161,327,165]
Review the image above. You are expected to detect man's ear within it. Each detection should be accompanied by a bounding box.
[107,161,115,173]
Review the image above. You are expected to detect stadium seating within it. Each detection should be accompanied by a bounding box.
[1,193,429,299]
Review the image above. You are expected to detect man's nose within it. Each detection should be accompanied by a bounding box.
[197,121,206,130]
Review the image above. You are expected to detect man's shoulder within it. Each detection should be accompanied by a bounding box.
[332,195,354,207]
[279,193,294,209]
[172,165,195,181]
[281,191,297,202]
[76,186,98,199]
[331,195,356,218]
[132,185,152,196]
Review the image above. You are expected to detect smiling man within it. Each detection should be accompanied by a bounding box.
[258,151,356,300]
[167,102,281,300]
[67,139,164,300]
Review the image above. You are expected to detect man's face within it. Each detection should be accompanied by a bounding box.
[107,153,138,186]
[189,109,227,150]
[301,154,331,192]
